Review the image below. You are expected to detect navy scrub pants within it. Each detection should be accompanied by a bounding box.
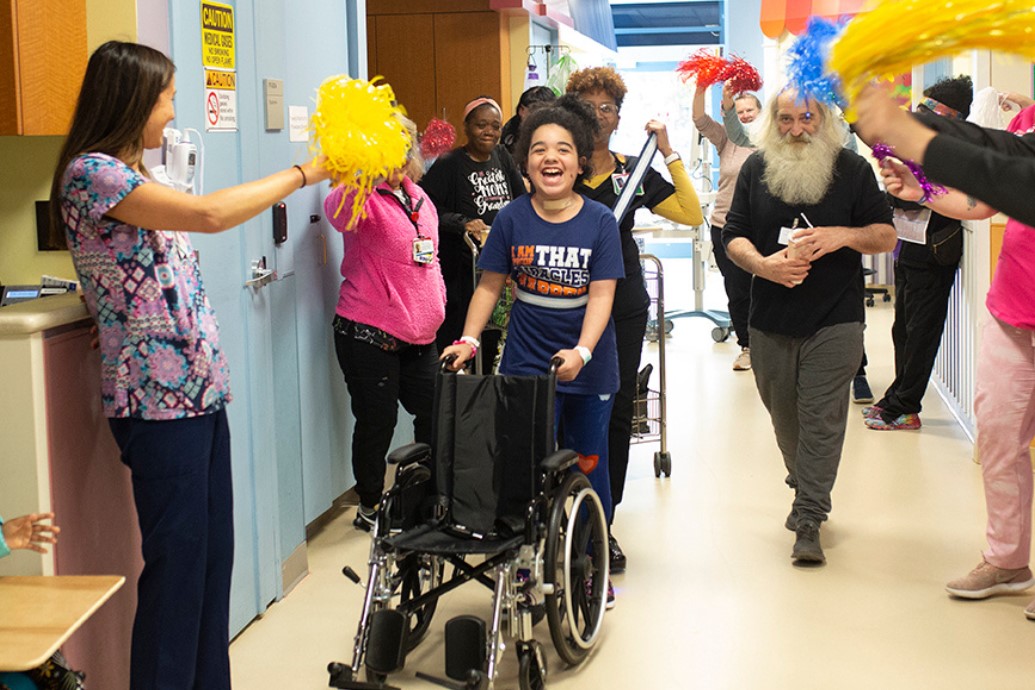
[108,408,233,690]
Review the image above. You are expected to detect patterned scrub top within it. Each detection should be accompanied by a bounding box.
[61,153,231,420]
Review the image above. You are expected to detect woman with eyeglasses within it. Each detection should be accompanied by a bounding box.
[565,66,703,575]
[421,96,526,373]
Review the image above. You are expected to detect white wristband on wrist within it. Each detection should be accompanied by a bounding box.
[574,346,592,365]
[664,151,681,165]
[459,335,480,349]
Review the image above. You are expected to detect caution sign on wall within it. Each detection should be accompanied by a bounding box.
[201,1,235,70]
[205,69,238,132]
[201,1,237,132]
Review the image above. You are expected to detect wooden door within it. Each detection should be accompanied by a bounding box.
[0,0,86,135]
[433,11,502,128]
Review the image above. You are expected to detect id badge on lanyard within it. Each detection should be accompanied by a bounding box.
[413,237,434,264]
[380,187,432,265]
[611,171,644,197]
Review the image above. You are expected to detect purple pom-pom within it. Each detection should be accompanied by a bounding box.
[871,143,946,203]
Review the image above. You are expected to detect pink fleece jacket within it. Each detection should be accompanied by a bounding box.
[987,106,1035,330]
[325,178,446,345]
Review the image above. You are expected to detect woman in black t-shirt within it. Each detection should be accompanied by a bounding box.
[421,96,525,370]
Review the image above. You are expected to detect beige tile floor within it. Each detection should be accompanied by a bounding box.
[230,289,1035,689]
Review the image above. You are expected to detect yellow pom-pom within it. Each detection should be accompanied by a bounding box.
[833,0,1035,121]
[310,75,410,227]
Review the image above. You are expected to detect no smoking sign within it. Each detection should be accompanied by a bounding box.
[204,88,237,132]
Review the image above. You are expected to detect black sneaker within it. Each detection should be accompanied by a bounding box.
[353,503,376,531]
[608,535,627,574]
[792,519,825,564]
[785,509,797,532]
[852,375,874,404]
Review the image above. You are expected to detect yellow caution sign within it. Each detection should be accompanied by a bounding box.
[201,1,235,70]
[205,69,236,90]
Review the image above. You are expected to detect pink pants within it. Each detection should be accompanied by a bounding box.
[976,316,1035,569]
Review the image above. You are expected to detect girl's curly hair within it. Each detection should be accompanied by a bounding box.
[513,93,600,184]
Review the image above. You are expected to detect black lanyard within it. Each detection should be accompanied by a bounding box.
[377,186,424,236]
[611,151,627,175]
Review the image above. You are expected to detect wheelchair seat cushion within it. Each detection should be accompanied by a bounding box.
[383,522,524,556]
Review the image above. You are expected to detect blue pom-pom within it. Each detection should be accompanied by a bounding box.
[786,17,845,108]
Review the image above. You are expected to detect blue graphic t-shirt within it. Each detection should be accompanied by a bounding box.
[478,195,624,394]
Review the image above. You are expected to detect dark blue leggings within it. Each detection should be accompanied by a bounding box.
[556,391,615,523]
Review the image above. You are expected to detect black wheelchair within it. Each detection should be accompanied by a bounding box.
[328,358,609,690]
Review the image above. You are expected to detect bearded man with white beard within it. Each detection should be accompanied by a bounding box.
[722,89,896,565]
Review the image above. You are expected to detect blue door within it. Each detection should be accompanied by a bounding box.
[163,0,361,634]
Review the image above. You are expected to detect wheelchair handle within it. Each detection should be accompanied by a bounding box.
[549,356,564,375]
[441,353,460,372]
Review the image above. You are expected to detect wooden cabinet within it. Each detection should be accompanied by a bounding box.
[367,0,506,132]
[0,0,88,135]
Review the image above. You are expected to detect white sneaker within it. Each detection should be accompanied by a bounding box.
[732,348,751,371]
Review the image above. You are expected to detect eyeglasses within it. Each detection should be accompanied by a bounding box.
[591,103,619,117]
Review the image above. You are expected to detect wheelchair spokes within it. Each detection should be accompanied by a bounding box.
[543,471,609,667]
[398,553,444,650]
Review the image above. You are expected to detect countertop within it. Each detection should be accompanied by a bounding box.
[0,293,90,336]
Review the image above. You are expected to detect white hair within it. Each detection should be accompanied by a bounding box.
[757,91,844,206]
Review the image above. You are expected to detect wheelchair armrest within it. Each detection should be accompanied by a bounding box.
[387,442,432,466]
[541,449,579,474]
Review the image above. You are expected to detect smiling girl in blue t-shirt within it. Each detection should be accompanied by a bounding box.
[442,96,624,604]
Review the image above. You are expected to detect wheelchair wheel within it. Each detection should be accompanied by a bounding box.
[544,472,608,666]
[398,553,443,651]
[517,640,547,690]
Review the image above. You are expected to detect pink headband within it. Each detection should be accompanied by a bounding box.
[463,97,502,121]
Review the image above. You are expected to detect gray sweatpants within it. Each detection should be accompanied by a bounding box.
[750,322,864,524]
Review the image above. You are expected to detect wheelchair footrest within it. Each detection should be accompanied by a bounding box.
[366,609,409,675]
[415,670,488,690]
[444,615,487,681]
[327,662,400,690]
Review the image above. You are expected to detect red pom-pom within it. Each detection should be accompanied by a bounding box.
[676,50,728,88]
[420,118,456,159]
[723,56,763,94]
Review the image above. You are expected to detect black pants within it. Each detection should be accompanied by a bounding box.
[608,305,649,518]
[711,224,752,348]
[334,328,438,508]
[876,260,959,418]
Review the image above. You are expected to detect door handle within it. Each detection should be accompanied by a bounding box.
[245,258,276,289]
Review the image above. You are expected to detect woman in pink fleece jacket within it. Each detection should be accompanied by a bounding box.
[324,116,447,530]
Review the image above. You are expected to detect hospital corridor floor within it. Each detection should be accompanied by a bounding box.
[229,295,1035,689]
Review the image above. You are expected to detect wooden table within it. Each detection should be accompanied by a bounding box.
[0,575,124,672]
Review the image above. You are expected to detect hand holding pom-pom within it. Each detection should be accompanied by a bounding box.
[311,75,409,227]
[676,50,728,88]
[723,56,762,94]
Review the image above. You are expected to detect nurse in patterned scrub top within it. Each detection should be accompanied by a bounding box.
[50,41,330,690]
